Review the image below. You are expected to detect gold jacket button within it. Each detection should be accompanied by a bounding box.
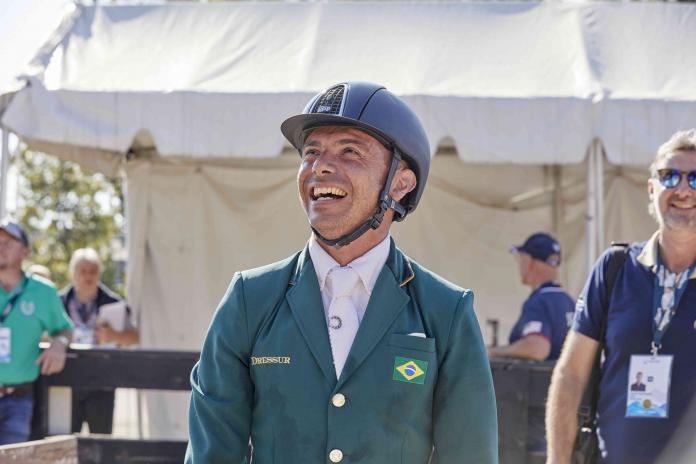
[329,449,343,463]
[331,393,346,408]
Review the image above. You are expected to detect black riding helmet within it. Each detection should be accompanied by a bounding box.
[281,82,431,248]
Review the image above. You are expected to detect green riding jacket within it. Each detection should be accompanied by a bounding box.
[186,240,498,464]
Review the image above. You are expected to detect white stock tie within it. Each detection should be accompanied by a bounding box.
[326,267,361,379]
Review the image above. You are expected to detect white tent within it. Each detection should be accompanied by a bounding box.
[2,1,695,438]
[0,0,74,216]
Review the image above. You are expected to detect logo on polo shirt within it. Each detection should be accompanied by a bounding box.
[20,301,35,316]
[393,357,427,385]
[522,321,543,336]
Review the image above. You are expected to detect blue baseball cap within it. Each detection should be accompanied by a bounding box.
[511,232,561,267]
[0,220,29,247]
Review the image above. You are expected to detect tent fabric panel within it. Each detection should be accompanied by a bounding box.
[582,3,696,100]
[3,85,596,163]
[417,96,593,164]
[54,3,591,97]
[597,100,696,166]
[4,2,696,164]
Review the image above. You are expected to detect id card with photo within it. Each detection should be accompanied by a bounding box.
[626,354,673,419]
[0,327,11,363]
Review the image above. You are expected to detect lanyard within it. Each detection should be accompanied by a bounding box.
[0,276,28,325]
[651,257,696,355]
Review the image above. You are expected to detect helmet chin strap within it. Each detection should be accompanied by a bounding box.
[312,149,406,249]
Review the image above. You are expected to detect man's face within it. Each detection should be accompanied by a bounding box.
[0,230,28,271]
[649,150,696,232]
[73,260,100,294]
[514,252,533,285]
[297,126,391,240]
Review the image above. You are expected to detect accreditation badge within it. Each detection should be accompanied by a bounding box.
[74,326,95,345]
[626,354,673,419]
[0,327,11,363]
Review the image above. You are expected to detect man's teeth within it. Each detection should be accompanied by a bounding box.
[313,187,347,198]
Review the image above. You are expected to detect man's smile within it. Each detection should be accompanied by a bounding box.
[310,186,348,202]
[669,201,696,210]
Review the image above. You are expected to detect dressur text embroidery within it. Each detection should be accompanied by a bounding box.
[250,356,292,366]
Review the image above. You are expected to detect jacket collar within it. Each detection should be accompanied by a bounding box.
[286,237,415,388]
[289,237,415,288]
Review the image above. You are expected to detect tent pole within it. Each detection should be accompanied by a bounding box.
[586,141,597,271]
[551,165,562,235]
[0,129,10,219]
[595,141,606,252]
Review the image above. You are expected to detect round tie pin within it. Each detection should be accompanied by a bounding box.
[329,316,342,330]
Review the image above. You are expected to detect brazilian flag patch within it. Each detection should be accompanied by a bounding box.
[393,357,428,385]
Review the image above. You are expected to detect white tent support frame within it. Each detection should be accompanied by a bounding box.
[585,138,606,271]
[0,129,10,219]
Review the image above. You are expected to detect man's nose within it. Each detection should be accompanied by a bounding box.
[674,175,693,193]
[312,152,337,175]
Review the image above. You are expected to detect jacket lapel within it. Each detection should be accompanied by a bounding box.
[286,246,337,387]
[336,240,414,388]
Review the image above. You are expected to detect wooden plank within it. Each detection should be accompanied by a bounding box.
[76,436,187,464]
[44,347,199,390]
[0,435,78,463]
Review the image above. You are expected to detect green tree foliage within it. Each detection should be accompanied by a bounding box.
[13,148,125,292]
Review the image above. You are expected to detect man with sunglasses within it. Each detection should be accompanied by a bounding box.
[186,82,498,463]
[546,129,696,464]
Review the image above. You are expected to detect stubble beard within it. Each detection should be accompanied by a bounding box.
[663,212,696,232]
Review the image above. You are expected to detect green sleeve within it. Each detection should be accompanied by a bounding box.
[186,273,253,464]
[44,288,74,335]
[432,291,499,464]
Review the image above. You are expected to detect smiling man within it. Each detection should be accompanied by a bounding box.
[546,129,696,464]
[186,82,498,464]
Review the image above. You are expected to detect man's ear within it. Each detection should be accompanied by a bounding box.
[390,168,417,202]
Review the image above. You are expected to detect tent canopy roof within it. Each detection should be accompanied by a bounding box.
[2,2,696,166]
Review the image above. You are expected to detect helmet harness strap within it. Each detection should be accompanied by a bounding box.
[312,148,406,248]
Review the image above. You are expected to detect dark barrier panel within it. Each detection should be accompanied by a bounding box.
[77,436,188,464]
[491,359,555,464]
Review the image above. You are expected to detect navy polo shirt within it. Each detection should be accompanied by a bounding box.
[508,282,575,360]
[572,237,696,464]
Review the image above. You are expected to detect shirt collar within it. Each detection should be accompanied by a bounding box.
[308,233,391,293]
[533,281,559,292]
[636,231,696,279]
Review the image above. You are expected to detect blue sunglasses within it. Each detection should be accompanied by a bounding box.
[656,168,696,190]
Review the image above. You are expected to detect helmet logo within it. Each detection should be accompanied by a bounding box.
[311,84,346,115]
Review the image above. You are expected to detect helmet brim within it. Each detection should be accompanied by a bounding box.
[281,113,393,152]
